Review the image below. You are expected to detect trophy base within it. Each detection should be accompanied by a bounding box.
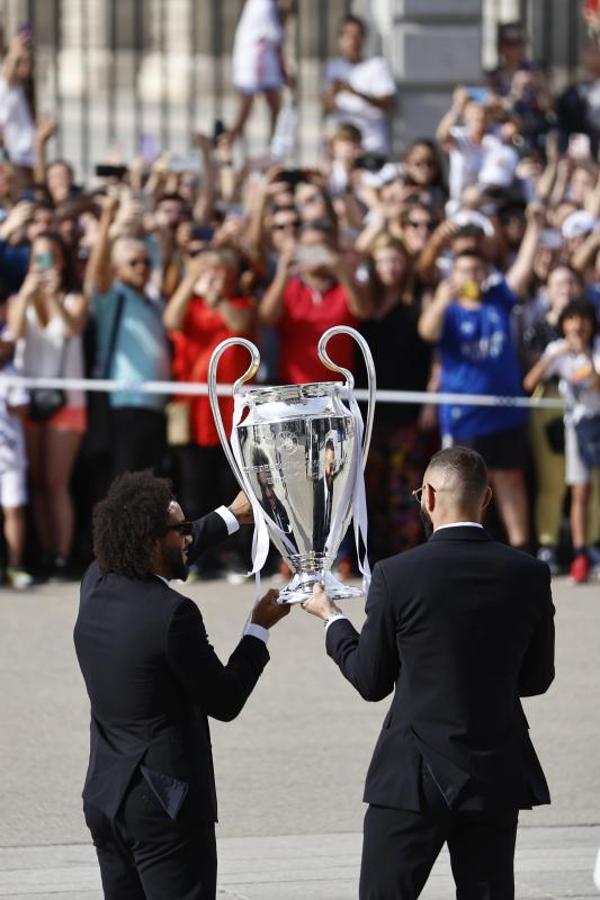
[277,570,363,605]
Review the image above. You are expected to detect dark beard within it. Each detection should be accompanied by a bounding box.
[420,508,434,539]
[165,544,189,581]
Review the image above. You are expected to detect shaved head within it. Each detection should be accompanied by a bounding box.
[424,446,489,511]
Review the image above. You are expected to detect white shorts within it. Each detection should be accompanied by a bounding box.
[565,421,591,485]
[0,468,27,508]
[232,39,284,94]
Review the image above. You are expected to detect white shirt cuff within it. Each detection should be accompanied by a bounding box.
[324,613,348,633]
[243,622,269,645]
[215,505,240,536]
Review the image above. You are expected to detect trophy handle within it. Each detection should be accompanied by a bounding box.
[207,337,261,491]
[318,326,376,469]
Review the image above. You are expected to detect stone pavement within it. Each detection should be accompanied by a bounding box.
[0,574,599,899]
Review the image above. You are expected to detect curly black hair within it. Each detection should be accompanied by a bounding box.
[93,471,174,577]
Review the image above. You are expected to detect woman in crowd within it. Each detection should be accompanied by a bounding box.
[8,231,88,577]
[522,264,591,572]
[525,298,600,583]
[401,138,447,210]
[163,245,256,574]
[359,234,437,559]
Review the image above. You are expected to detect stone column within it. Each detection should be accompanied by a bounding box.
[354,0,483,151]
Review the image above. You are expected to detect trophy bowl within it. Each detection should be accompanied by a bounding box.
[208,327,376,604]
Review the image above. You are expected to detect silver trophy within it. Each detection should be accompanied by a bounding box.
[208,326,376,604]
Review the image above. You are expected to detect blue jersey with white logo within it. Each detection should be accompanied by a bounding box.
[438,277,527,439]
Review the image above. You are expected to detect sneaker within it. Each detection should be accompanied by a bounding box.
[570,554,590,584]
[335,559,354,581]
[5,566,34,590]
[588,545,600,579]
[536,546,561,576]
[273,560,292,586]
[48,556,76,583]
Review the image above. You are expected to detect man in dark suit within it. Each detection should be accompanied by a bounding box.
[302,446,555,899]
[313,439,337,553]
[73,470,289,900]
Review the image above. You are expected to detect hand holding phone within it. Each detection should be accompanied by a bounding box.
[568,133,592,161]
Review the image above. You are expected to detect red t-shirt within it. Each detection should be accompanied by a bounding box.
[278,277,357,384]
[170,295,255,446]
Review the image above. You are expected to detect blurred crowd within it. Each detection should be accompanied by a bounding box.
[1,9,600,588]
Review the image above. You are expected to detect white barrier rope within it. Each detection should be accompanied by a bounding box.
[0,375,565,409]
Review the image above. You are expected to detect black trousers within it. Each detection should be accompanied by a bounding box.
[111,408,166,477]
[84,773,217,900]
[360,768,519,900]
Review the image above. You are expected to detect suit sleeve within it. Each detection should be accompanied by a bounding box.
[518,566,555,697]
[166,597,270,721]
[186,511,229,567]
[325,562,399,702]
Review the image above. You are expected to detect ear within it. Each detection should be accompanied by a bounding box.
[481,485,493,512]
[425,482,436,513]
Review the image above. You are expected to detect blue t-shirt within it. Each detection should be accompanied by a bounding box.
[438,277,527,439]
[92,282,171,411]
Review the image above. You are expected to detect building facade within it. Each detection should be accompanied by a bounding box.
[0,0,588,177]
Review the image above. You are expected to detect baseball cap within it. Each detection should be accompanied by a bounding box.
[561,210,598,240]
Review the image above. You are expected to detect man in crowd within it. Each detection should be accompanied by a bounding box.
[418,203,543,552]
[85,192,171,476]
[302,446,555,899]
[322,14,396,157]
[74,472,289,899]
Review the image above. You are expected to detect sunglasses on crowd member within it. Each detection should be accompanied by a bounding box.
[127,256,152,268]
[272,220,300,231]
[406,218,435,232]
[168,521,195,536]
[187,247,207,258]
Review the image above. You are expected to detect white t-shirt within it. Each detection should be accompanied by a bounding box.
[0,76,35,167]
[0,361,28,474]
[542,337,600,425]
[448,126,505,202]
[14,295,85,408]
[324,56,396,155]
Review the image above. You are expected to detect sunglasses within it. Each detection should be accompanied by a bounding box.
[410,159,437,168]
[273,222,300,231]
[168,521,194,536]
[127,257,151,268]
[411,484,437,503]
[407,219,435,231]
[187,248,206,258]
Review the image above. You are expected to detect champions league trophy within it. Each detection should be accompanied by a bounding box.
[208,326,376,604]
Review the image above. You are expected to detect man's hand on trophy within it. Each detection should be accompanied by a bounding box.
[251,589,290,629]
[302,583,341,621]
[228,491,254,525]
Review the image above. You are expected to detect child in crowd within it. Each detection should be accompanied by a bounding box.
[0,313,33,589]
[524,299,600,583]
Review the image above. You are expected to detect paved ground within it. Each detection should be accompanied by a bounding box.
[0,573,599,898]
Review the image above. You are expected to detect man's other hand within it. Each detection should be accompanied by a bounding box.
[228,491,253,525]
[251,589,290,629]
[302,583,340,621]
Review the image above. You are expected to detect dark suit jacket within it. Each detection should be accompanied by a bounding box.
[326,526,555,813]
[73,511,269,824]
[313,475,335,554]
